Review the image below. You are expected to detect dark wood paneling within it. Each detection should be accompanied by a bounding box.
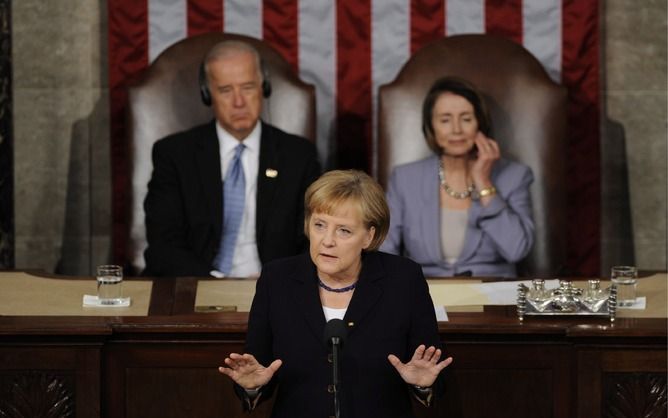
[0,345,101,418]
[438,343,574,418]
[578,349,668,418]
[603,372,667,418]
[105,342,273,418]
[0,371,75,417]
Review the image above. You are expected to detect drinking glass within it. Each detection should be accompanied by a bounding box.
[611,265,637,307]
[97,265,123,305]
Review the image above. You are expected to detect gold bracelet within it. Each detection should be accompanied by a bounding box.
[477,186,497,198]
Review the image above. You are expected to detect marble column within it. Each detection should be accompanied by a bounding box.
[13,1,110,274]
[0,0,13,269]
[604,0,667,271]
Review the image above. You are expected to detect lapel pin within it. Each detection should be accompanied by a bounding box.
[347,322,354,327]
[265,168,278,178]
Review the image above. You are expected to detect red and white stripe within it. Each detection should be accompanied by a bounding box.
[109,0,600,275]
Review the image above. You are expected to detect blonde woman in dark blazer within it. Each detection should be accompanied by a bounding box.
[219,170,452,418]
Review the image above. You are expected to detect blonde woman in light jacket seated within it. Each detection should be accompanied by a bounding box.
[380,77,535,278]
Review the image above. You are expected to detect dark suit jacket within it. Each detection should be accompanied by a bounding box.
[244,251,443,418]
[143,121,320,277]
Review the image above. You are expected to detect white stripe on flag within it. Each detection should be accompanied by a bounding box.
[224,0,262,38]
[148,0,187,63]
[299,0,337,166]
[523,0,562,82]
[371,0,410,175]
[446,0,485,35]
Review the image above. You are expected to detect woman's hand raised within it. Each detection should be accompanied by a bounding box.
[388,345,453,388]
[469,131,501,190]
[218,353,282,390]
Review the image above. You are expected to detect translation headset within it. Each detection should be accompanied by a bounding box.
[198,59,272,106]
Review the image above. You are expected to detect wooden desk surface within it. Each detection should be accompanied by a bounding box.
[0,271,665,330]
[0,271,663,343]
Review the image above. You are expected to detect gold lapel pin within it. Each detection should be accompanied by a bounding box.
[347,322,354,327]
[265,168,278,178]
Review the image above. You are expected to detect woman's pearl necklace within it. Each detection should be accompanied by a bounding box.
[438,160,475,199]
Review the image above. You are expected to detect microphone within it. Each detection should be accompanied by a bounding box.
[323,318,347,347]
[323,319,347,418]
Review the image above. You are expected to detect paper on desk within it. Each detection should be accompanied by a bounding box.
[441,280,647,309]
[428,282,489,306]
[618,297,646,310]
[434,305,448,321]
[83,294,132,307]
[428,279,561,306]
[473,279,561,305]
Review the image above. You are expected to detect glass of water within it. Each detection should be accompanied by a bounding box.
[611,265,637,307]
[97,265,123,305]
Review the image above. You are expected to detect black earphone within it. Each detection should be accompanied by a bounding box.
[198,59,272,106]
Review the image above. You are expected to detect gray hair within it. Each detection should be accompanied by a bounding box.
[203,40,264,82]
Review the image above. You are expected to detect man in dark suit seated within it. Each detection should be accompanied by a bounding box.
[143,40,321,277]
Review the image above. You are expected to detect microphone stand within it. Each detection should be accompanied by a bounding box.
[324,318,346,418]
[332,335,342,418]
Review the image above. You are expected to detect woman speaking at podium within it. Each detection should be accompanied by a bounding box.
[218,170,452,417]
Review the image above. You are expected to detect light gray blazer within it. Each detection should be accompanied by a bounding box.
[380,155,535,278]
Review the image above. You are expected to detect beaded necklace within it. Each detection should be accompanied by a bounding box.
[438,160,475,199]
[318,278,357,293]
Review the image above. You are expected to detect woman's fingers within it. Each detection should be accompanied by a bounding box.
[219,355,283,389]
[411,344,426,361]
[474,132,500,158]
[437,356,454,370]
[387,354,402,368]
[423,345,436,361]
[428,348,441,363]
[220,353,260,374]
[412,346,452,367]
[267,359,283,373]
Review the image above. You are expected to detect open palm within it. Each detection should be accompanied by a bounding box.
[388,345,453,387]
[218,353,282,390]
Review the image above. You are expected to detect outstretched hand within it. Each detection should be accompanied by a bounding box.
[388,345,453,388]
[218,353,282,390]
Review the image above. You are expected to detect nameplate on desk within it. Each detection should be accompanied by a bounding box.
[195,305,237,313]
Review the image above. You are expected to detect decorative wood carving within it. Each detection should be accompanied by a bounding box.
[0,0,13,269]
[604,373,667,418]
[0,372,75,417]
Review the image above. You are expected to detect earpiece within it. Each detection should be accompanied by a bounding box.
[260,65,272,98]
[198,59,272,107]
[198,62,212,106]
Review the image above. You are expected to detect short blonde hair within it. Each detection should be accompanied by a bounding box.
[304,170,389,251]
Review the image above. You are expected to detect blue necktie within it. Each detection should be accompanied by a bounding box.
[214,144,246,275]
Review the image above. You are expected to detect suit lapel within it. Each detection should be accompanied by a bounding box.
[256,122,280,239]
[343,252,383,337]
[421,157,443,263]
[195,121,223,234]
[288,253,386,345]
[289,254,328,345]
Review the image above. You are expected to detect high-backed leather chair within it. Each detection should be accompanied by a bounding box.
[378,34,567,277]
[126,33,316,274]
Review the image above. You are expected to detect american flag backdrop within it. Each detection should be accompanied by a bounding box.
[108,0,600,275]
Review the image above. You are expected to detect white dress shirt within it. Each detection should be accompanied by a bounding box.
[214,122,262,278]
